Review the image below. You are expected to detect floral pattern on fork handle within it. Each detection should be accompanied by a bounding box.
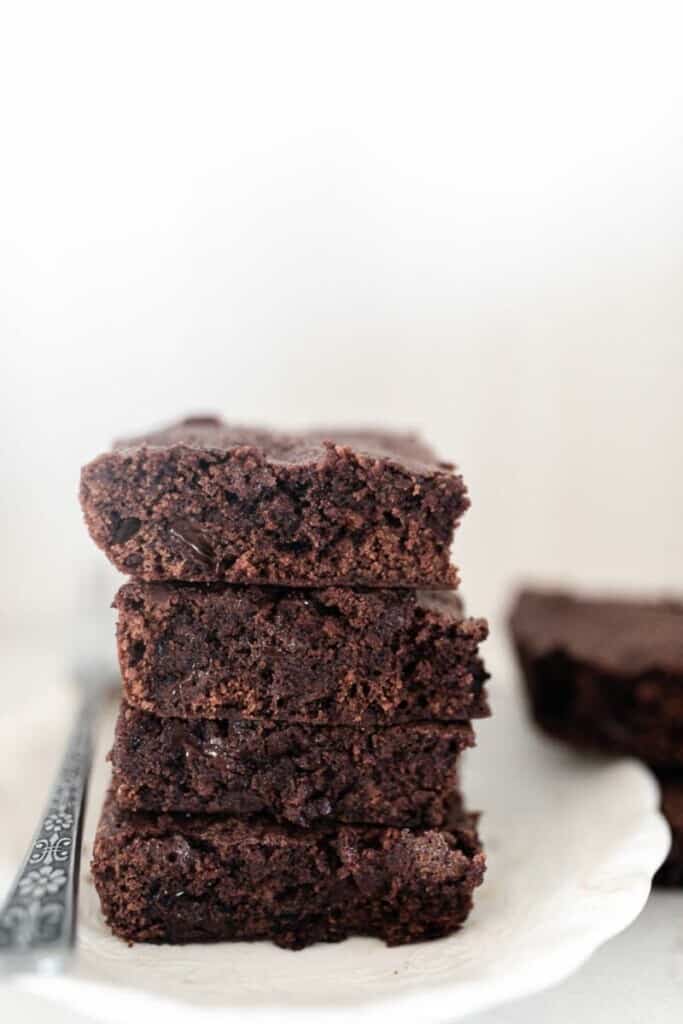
[0,696,96,965]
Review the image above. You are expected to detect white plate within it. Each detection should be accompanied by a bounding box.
[0,644,670,1023]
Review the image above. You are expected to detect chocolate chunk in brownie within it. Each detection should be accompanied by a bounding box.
[91,788,485,948]
[510,589,683,767]
[110,702,474,827]
[115,582,489,724]
[655,776,683,886]
[80,416,468,586]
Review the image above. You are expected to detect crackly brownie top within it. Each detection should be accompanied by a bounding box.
[510,589,683,677]
[113,415,455,475]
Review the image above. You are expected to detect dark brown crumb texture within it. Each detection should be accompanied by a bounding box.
[510,589,683,768]
[110,703,474,827]
[655,776,683,886]
[80,416,468,586]
[115,581,489,724]
[91,788,485,949]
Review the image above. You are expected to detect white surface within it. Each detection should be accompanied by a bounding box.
[468,890,683,1024]
[2,3,683,636]
[4,895,683,1024]
[0,645,669,1023]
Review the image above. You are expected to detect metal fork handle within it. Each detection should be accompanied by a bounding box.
[0,689,99,974]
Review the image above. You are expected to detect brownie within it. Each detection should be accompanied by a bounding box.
[80,416,468,586]
[655,776,683,886]
[510,589,683,767]
[115,581,489,724]
[110,702,474,827]
[91,788,485,948]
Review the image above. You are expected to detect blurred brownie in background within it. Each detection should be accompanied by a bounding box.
[510,587,683,885]
[656,778,683,885]
[509,590,683,766]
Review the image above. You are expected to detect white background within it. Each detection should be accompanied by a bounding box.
[2,0,683,637]
[1,2,683,1021]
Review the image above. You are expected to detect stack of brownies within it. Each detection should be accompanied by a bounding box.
[80,416,490,948]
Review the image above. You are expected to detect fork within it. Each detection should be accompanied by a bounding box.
[0,578,119,975]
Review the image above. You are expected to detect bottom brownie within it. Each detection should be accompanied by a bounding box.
[92,789,485,949]
[655,777,683,886]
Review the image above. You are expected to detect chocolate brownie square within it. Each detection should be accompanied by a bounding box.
[510,589,683,767]
[115,582,489,724]
[91,788,485,948]
[80,416,468,586]
[110,702,474,827]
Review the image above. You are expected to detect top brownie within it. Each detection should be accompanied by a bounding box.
[79,416,467,586]
[511,590,683,677]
